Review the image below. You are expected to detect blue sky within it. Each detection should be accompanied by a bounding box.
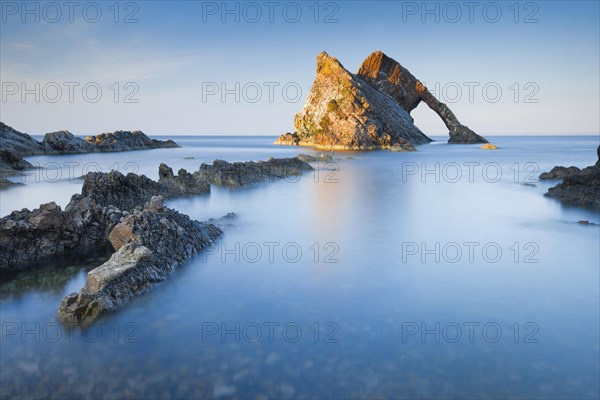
[1,0,599,136]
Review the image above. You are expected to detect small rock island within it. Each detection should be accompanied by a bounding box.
[541,145,600,209]
[275,51,488,151]
[0,122,178,156]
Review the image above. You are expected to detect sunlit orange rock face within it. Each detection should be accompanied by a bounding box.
[357,51,487,144]
[276,51,487,150]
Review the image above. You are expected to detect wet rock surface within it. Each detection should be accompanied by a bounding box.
[544,145,600,209]
[195,157,313,188]
[56,196,222,325]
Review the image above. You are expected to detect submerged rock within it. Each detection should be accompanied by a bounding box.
[57,196,222,325]
[296,153,333,162]
[195,157,313,188]
[544,145,600,209]
[275,51,486,149]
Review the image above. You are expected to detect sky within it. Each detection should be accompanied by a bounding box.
[0,0,599,136]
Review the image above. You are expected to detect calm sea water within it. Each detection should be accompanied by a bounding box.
[1,135,599,399]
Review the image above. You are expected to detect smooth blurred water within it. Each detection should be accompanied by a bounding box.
[1,136,599,399]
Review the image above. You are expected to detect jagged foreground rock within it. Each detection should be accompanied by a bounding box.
[0,167,210,272]
[0,157,314,324]
[276,51,487,150]
[356,51,488,144]
[57,196,222,325]
[0,122,178,156]
[543,145,600,209]
[0,157,312,271]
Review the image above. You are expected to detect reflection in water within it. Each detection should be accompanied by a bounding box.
[0,257,108,300]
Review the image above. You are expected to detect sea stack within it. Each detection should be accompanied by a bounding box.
[276,51,488,150]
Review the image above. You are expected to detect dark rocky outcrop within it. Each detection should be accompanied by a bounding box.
[539,166,583,180]
[0,122,179,156]
[0,201,121,273]
[195,157,313,188]
[158,163,210,195]
[0,166,210,272]
[74,167,210,213]
[356,51,488,144]
[83,130,179,152]
[276,52,430,151]
[1,157,309,271]
[43,130,179,154]
[0,149,35,178]
[275,51,486,150]
[56,196,221,325]
[544,145,600,209]
[42,130,95,154]
[0,122,45,155]
[2,156,315,324]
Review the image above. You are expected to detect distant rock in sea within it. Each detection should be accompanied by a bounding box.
[195,157,313,188]
[275,51,487,150]
[0,122,179,156]
[543,145,600,209]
